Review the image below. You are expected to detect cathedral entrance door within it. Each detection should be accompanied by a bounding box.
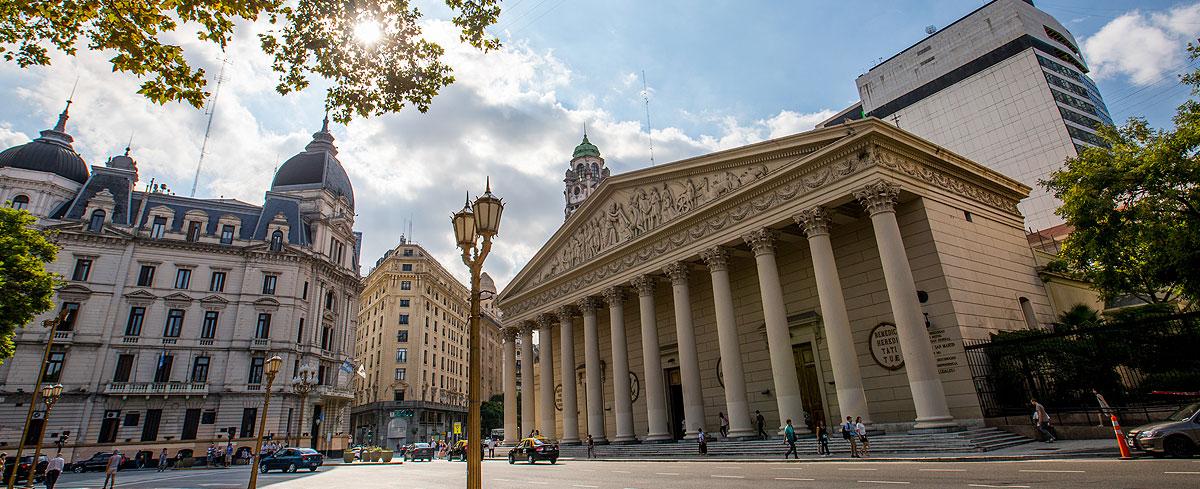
[664,367,685,440]
[793,342,825,432]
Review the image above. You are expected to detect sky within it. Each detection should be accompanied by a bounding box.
[0,0,1196,291]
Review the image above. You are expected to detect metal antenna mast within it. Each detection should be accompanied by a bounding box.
[641,70,655,166]
[191,57,229,197]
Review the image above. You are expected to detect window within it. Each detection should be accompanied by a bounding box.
[164,309,184,337]
[98,410,119,443]
[397,330,408,342]
[297,318,305,344]
[88,210,105,232]
[401,263,413,271]
[71,258,92,281]
[402,248,413,256]
[325,291,335,310]
[220,224,235,244]
[150,216,167,239]
[270,230,284,252]
[249,357,265,384]
[395,368,406,381]
[186,221,202,242]
[393,390,405,401]
[396,348,408,363]
[58,302,79,331]
[261,274,277,295]
[141,409,162,441]
[399,314,409,325]
[201,311,218,339]
[209,271,226,292]
[1019,297,1039,330]
[400,281,411,290]
[174,268,191,289]
[320,325,332,350]
[240,408,257,437]
[10,194,29,210]
[136,265,156,287]
[113,354,134,382]
[153,354,173,382]
[399,299,410,307]
[125,307,145,336]
[191,356,210,382]
[123,412,139,427]
[255,313,271,339]
[302,281,309,300]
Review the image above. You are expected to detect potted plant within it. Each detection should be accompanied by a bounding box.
[380,448,394,463]
[366,447,380,462]
[343,450,355,463]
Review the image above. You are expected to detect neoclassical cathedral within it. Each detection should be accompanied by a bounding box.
[0,102,362,462]
[496,119,1057,444]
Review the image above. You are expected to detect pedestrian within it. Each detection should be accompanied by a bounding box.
[102,449,122,489]
[1031,399,1057,442]
[855,416,869,457]
[0,453,6,472]
[586,434,595,459]
[207,444,215,466]
[841,416,858,458]
[1093,388,1113,426]
[157,448,168,472]
[755,410,767,440]
[45,452,64,489]
[487,437,496,458]
[697,428,708,455]
[718,412,730,439]
[783,419,798,459]
[815,421,830,456]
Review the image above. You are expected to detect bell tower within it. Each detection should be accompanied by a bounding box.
[563,132,609,219]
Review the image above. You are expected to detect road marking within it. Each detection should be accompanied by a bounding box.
[772,467,805,470]
[858,481,910,485]
[968,485,1030,488]
[572,485,599,488]
[493,479,513,482]
[613,470,632,473]
[654,472,679,476]
[919,468,967,472]
[528,482,549,485]
[1165,471,1200,474]
[776,477,815,481]
[712,475,745,479]
[1019,469,1084,473]
[839,467,879,471]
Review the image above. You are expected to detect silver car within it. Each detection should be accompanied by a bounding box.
[1127,402,1200,458]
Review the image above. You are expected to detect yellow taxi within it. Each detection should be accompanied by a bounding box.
[507,437,559,465]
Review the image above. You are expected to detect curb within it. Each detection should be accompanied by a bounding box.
[556,451,1121,463]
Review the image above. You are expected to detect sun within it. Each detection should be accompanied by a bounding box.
[353,18,383,44]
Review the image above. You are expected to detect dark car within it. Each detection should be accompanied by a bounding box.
[2,454,47,483]
[71,452,122,473]
[507,437,558,464]
[258,448,323,473]
[404,443,434,462]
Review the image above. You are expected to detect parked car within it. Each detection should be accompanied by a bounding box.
[70,452,124,473]
[447,440,469,461]
[404,443,434,462]
[258,448,323,473]
[2,454,47,483]
[507,437,558,464]
[1128,402,1200,458]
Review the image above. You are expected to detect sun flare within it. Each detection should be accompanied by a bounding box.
[353,19,383,44]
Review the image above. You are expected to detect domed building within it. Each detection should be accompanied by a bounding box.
[0,110,363,462]
[563,133,610,219]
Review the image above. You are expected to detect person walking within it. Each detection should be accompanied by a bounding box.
[586,434,595,459]
[783,419,798,459]
[102,449,122,489]
[225,440,233,467]
[487,437,496,458]
[1031,399,1057,442]
[855,416,869,457]
[755,410,768,440]
[841,416,858,458]
[156,448,168,472]
[44,452,65,489]
[718,412,730,439]
[697,428,708,455]
[815,421,830,456]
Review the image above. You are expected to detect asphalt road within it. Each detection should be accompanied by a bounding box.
[42,458,1200,488]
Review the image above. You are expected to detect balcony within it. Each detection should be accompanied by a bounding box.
[250,339,270,350]
[104,382,209,397]
[52,331,73,344]
[316,385,354,400]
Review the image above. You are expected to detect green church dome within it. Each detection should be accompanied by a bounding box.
[572,135,601,159]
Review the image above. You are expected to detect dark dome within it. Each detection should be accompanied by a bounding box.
[270,119,354,207]
[0,106,88,184]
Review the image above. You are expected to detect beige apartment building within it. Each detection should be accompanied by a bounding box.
[351,240,504,447]
[0,107,361,463]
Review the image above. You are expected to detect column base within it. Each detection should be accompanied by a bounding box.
[911,416,961,432]
[610,435,639,444]
[561,437,581,445]
[643,433,674,443]
[726,428,757,440]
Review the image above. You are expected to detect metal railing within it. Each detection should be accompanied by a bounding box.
[104,382,209,396]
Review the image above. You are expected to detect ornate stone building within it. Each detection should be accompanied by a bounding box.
[496,118,1056,444]
[0,106,361,462]
[563,134,610,219]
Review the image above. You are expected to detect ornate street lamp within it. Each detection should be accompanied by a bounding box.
[7,307,70,489]
[292,363,319,448]
[451,178,503,489]
[247,355,282,489]
[24,384,63,489]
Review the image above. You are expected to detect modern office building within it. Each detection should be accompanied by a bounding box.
[825,0,1111,231]
[0,105,362,462]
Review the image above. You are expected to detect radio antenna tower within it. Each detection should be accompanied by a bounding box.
[191,57,229,197]
[641,70,655,166]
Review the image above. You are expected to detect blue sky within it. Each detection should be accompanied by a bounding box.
[0,0,1195,288]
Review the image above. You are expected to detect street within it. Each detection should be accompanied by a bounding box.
[42,458,1200,488]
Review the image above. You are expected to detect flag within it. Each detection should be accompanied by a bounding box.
[340,359,354,374]
[357,363,367,379]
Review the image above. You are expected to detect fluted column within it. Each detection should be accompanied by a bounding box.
[519,322,537,438]
[557,307,581,443]
[664,262,705,439]
[700,247,755,438]
[743,229,805,431]
[603,286,637,443]
[855,181,954,428]
[795,207,871,424]
[633,275,671,441]
[537,315,557,439]
[503,327,519,444]
[579,297,608,443]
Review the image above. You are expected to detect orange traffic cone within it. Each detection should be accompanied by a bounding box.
[1111,414,1133,460]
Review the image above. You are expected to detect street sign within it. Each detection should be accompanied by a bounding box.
[391,409,414,418]
[453,422,462,435]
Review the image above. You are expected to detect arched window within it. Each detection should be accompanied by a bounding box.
[88,209,106,232]
[576,164,584,174]
[591,163,599,174]
[269,230,284,252]
[10,194,29,210]
[1018,297,1038,330]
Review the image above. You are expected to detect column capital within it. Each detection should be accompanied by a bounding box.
[536,314,555,329]
[700,246,729,272]
[663,262,690,286]
[854,180,900,216]
[556,305,575,322]
[793,205,831,237]
[742,228,777,257]
[602,286,626,305]
[577,296,601,315]
[502,327,520,342]
[519,321,537,335]
[631,275,656,297]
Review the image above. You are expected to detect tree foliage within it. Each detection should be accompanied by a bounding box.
[1042,44,1200,305]
[0,207,60,362]
[481,393,503,435]
[0,0,501,122]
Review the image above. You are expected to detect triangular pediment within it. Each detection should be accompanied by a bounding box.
[254,297,281,309]
[200,294,229,304]
[124,289,156,301]
[163,292,194,303]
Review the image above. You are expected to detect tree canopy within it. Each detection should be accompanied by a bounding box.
[0,207,60,362]
[0,0,501,122]
[1043,44,1200,306]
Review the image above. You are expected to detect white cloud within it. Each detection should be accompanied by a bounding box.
[1082,3,1200,85]
[0,123,27,148]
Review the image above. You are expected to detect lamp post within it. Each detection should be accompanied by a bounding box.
[7,308,70,489]
[291,363,318,448]
[24,384,63,489]
[247,355,282,489]
[452,179,504,489]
